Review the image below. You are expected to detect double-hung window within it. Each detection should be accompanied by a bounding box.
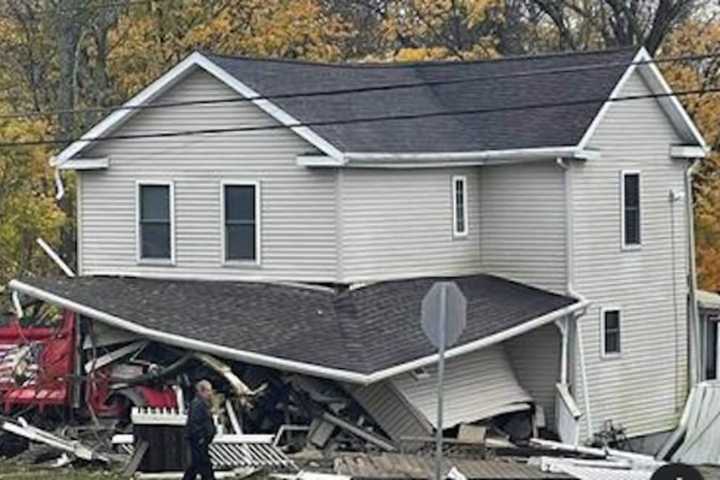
[137,182,173,262]
[222,182,259,263]
[452,175,468,237]
[621,171,641,248]
[601,308,622,357]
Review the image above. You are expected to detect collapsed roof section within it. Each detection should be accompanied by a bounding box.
[8,274,584,384]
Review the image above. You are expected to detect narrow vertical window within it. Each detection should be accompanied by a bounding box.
[452,176,468,237]
[223,183,258,262]
[602,309,622,357]
[621,171,641,247]
[138,183,172,261]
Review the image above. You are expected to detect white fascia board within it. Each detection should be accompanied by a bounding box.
[329,146,596,168]
[58,157,110,170]
[11,278,588,386]
[579,47,708,151]
[297,154,344,167]
[670,145,707,159]
[52,52,344,166]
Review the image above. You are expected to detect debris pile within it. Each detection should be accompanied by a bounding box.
[0,302,670,480]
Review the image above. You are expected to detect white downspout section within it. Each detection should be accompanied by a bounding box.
[557,157,593,441]
[686,159,701,386]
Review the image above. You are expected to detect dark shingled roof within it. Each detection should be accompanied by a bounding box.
[206,48,637,154]
[17,275,577,375]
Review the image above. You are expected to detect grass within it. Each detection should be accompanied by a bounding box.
[0,462,123,480]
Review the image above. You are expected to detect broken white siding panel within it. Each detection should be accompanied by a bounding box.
[391,344,532,428]
[78,69,338,282]
[478,162,567,294]
[347,381,432,443]
[572,70,689,440]
[505,324,562,428]
[339,168,482,283]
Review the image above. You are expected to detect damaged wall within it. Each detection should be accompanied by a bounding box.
[390,344,532,429]
[505,323,562,429]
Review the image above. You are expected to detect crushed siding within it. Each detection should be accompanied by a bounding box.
[572,70,689,439]
[339,168,482,283]
[505,324,562,429]
[391,344,532,428]
[79,69,338,281]
[479,162,567,294]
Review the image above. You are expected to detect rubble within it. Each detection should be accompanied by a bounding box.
[0,301,675,480]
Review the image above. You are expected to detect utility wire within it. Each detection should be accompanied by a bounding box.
[0,51,716,121]
[0,86,715,149]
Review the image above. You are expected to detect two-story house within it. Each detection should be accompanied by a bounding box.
[8,46,707,448]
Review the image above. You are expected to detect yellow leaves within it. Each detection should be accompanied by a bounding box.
[662,19,720,289]
[0,112,65,289]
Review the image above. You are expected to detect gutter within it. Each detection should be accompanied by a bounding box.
[299,147,601,168]
[557,157,593,441]
[686,159,702,386]
[8,278,587,386]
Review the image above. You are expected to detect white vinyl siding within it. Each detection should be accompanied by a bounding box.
[339,169,482,283]
[391,344,532,428]
[479,162,567,294]
[78,69,338,282]
[505,324,562,429]
[572,70,688,440]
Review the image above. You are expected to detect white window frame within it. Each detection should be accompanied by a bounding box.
[135,180,175,265]
[220,180,261,267]
[600,307,622,359]
[452,175,468,238]
[620,170,642,250]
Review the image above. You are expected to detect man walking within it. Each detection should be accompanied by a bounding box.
[183,380,217,480]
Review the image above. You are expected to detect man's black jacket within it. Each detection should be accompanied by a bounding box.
[185,397,217,447]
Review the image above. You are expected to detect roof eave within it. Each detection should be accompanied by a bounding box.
[9,277,587,386]
[52,52,346,167]
[299,147,600,168]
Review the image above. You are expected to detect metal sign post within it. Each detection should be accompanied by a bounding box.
[421,282,467,480]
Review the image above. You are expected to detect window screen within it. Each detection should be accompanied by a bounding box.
[139,185,171,259]
[623,173,641,246]
[603,309,621,356]
[224,185,256,261]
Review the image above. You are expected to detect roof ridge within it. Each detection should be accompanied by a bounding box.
[202,46,640,69]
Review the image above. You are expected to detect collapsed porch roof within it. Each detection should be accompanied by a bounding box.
[9,274,585,384]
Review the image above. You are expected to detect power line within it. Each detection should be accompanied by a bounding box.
[0,85,715,149]
[0,51,716,121]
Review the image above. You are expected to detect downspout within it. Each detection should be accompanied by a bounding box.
[686,159,701,387]
[557,157,593,441]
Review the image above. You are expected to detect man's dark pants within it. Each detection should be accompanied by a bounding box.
[182,441,215,480]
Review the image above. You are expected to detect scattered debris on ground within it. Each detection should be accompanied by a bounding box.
[0,301,695,479]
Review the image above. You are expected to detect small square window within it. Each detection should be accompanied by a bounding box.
[602,309,622,357]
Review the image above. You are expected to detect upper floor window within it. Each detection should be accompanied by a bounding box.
[621,171,641,248]
[222,182,259,263]
[137,182,174,262]
[452,175,468,237]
